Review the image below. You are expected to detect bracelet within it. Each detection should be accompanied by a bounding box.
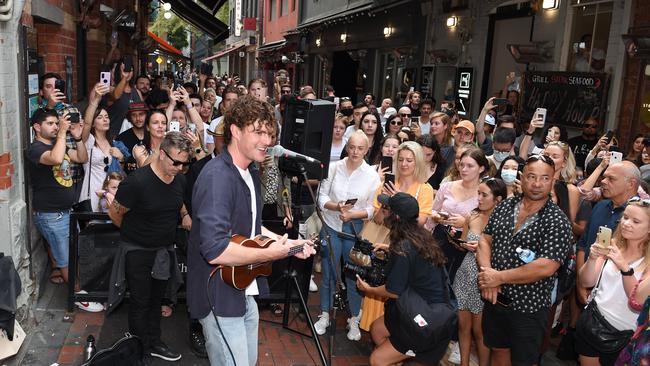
[181,212,189,220]
[186,103,193,109]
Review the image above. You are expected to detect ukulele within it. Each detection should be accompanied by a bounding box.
[219,234,318,290]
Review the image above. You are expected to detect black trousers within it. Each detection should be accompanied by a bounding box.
[125,250,169,349]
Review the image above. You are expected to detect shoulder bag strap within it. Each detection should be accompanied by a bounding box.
[86,146,93,197]
[588,259,608,304]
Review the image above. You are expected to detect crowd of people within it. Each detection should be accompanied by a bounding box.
[28,60,650,366]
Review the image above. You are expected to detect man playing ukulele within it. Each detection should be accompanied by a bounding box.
[187,95,315,366]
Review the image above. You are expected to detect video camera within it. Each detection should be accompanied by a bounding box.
[343,237,388,287]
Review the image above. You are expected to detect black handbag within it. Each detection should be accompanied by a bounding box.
[394,262,457,352]
[80,333,144,366]
[575,260,634,354]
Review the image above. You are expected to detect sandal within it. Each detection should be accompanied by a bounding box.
[271,303,283,316]
[50,270,65,284]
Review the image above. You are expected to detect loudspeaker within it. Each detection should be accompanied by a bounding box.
[280,98,335,179]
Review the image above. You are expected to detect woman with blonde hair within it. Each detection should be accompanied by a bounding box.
[543,141,580,229]
[315,130,381,341]
[577,197,650,365]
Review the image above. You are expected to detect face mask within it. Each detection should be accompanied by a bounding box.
[494,151,510,163]
[501,169,517,185]
[340,108,353,117]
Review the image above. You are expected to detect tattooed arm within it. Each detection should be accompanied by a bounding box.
[108,198,130,228]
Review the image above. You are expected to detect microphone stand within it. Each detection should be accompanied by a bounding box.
[295,163,349,366]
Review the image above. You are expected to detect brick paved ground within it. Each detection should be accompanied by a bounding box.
[6,275,577,366]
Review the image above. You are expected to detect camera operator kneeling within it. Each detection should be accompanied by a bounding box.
[356,192,453,366]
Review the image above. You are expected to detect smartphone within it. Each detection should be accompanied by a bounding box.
[123,56,133,72]
[596,226,612,247]
[344,198,358,206]
[55,79,66,92]
[605,130,615,144]
[535,108,547,124]
[381,156,393,171]
[411,117,420,125]
[384,173,395,187]
[497,293,513,307]
[610,151,623,165]
[67,107,80,123]
[100,72,111,88]
[493,98,509,106]
[169,120,180,133]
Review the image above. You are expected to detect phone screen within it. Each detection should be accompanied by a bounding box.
[384,173,395,187]
[381,156,393,171]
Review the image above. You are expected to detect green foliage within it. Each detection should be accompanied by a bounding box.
[216,2,229,25]
[149,10,188,50]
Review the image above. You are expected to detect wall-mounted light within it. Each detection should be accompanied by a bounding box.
[542,0,559,10]
[340,33,347,43]
[162,2,171,11]
[315,38,321,47]
[446,16,457,28]
[163,11,172,19]
[383,26,394,38]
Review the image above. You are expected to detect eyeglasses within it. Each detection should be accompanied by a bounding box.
[162,149,191,167]
[584,124,597,128]
[526,154,555,168]
[400,113,411,117]
[628,197,650,206]
[281,90,292,95]
[390,120,403,126]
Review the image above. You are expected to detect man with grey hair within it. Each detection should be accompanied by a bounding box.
[108,131,192,362]
[575,160,641,303]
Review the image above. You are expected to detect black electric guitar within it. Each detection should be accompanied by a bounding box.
[219,234,319,290]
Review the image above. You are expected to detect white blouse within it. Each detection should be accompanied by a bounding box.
[317,158,380,231]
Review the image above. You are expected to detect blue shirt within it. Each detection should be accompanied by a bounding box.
[576,199,628,258]
[187,149,268,319]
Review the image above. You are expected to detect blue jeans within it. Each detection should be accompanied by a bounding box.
[319,219,364,316]
[33,211,70,268]
[199,295,259,366]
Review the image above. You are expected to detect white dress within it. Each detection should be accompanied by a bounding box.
[78,134,111,211]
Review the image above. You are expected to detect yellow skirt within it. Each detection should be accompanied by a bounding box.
[360,294,387,331]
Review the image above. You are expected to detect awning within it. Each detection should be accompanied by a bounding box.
[201,45,245,62]
[258,39,287,53]
[297,3,374,29]
[194,0,228,15]
[147,31,183,56]
[167,0,229,42]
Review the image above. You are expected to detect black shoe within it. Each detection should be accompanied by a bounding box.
[189,327,208,358]
[149,342,182,362]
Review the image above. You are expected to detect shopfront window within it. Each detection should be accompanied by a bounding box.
[568,0,613,73]
[379,52,396,102]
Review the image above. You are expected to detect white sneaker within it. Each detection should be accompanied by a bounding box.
[309,275,318,292]
[447,341,461,364]
[346,315,361,341]
[314,312,330,335]
[74,290,104,313]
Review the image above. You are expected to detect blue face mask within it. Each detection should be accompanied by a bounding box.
[501,169,517,185]
[494,150,510,163]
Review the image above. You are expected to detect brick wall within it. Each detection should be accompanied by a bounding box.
[618,0,650,150]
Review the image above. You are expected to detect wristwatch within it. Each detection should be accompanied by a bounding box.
[621,267,635,276]
[525,131,534,136]
[195,147,203,154]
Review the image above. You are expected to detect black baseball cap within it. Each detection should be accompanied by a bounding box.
[377,192,419,221]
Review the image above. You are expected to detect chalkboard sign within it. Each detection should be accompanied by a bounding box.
[520,71,609,129]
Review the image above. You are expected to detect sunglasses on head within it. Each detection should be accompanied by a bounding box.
[628,197,650,206]
[480,176,497,183]
[526,154,555,168]
[162,149,191,167]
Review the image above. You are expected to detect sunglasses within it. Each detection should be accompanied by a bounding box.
[281,90,292,94]
[526,154,555,168]
[628,197,650,206]
[400,113,411,117]
[162,149,191,167]
[103,156,110,172]
[584,124,597,128]
[390,120,403,126]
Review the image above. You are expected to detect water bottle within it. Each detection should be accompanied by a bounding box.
[516,247,536,264]
[84,334,97,361]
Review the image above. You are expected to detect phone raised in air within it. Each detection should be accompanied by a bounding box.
[492,98,509,106]
[381,156,393,172]
[596,226,612,247]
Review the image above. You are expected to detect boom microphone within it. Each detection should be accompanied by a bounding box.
[267,145,321,165]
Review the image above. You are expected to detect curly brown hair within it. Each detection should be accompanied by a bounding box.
[223,95,276,146]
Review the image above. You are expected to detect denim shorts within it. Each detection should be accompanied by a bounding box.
[33,211,70,268]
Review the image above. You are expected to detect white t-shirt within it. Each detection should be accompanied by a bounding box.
[330,141,344,163]
[419,121,431,135]
[236,165,259,296]
[205,116,223,145]
[343,125,357,144]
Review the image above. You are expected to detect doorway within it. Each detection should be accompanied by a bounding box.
[331,51,358,102]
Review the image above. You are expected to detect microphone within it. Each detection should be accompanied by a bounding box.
[267,145,321,164]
